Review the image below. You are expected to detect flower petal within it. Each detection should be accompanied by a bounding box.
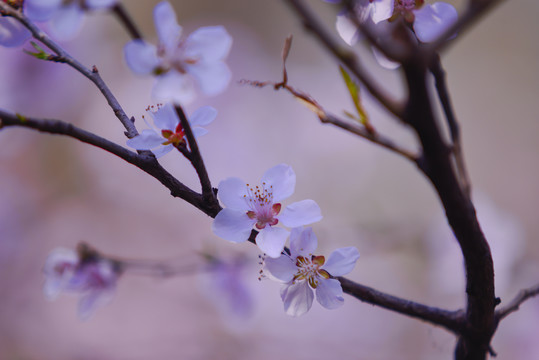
[289,227,317,259]
[315,278,344,310]
[256,226,289,258]
[153,1,182,51]
[150,144,174,158]
[124,40,159,75]
[0,17,31,47]
[184,25,232,61]
[281,281,314,317]
[413,2,458,43]
[152,71,196,105]
[264,255,296,282]
[261,164,295,202]
[189,106,217,127]
[279,199,322,228]
[24,0,61,22]
[85,0,116,9]
[217,177,250,211]
[187,60,232,96]
[126,129,164,150]
[336,14,359,46]
[48,3,85,41]
[191,127,208,138]
[370,0,394,24]
[149,102,178,130]
[78,288,114,320]
[322,247,360,277]
[212,208,254,243]
[372,46,401,70]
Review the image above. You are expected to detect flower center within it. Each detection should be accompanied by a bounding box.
[294,255,330,289]
[393,0,424,22]
[161,122,185,147]
[244,182,281,230]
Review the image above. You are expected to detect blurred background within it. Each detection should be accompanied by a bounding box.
[0,0,538,359]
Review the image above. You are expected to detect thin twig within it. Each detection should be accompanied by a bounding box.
[285,0,404,118]
[0,3,137,138]
[430,54,471,197]
[496,283,539,322]
[174,106,218,206]
[111,2,143,40]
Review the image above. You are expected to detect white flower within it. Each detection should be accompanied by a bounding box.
[24,0,116,41]
[123,1,232,105]
[126,103,216,158]
[212,164,322,258]
[0,16,31,47]
[264,227,360,316]
[43,247,119,320]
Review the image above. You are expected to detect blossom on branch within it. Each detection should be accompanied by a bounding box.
[43,246,120,320]
[24,0,116,41]
[0,16,31,47]
[264,227,359,316]
[123,1,232,104]
[126,103,216,158]
[212,164,322,258]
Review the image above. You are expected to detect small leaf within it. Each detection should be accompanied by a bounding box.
[15,113,27,123]
[339,66,372,132]
[23,41,50,60]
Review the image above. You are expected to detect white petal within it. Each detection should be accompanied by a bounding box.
[336,14,359,46]
[187,61,232,96]
[86,0,116,9]
[256,227,289,258]
[280,281,313,317]
[48,3,85,41]
[43,248,78,275]
[150,144,174,158]
[0,17,31,47]
[323,247,360,277]
[184,26,232,61]
[191,127,208,138]
[124,40,159,75]
[261,164,295,202]
[316,278,344,310]
[153,1,182,51]
[152,71,196,105]
[77,288,114,320]
[189,106,217,127]
[370,0,394,24]
[212,208,254,243]
[24,0,61,22]
[413,3,458,43]
[289,227,317,258]
[264,255,296,282]
[149,102,178,130]
[217,177,250,211]
[279,199,322,228]
[372,46,401,70]
[126,129,164,150]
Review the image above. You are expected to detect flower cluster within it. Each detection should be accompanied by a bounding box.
[43,246,120,320]
[124,1,232,105]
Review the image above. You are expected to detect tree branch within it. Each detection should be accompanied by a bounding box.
[495,283,539,322]
[285,0,404,118]
[0,3,138,138]
[111,2,143,40]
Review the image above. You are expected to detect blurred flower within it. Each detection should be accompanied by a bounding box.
[0,16,31,47]
[212,164,322,258]
[123,1,232,105]
[43,246,120,320]
[200,253,255,325]
[264,227,360,316]
[24,0,116,41]
[126,103,216,158]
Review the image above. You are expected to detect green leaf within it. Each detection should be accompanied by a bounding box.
[23,41,50,60]
[339,65,370,128]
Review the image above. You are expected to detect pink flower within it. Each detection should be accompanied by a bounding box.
[212,164,322,258]
[264,227,360,316]
[43,247,120,320]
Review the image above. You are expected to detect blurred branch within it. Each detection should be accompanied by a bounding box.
[429,54,471,197]
[0,109,220,217]
[175,106,219,207]
[495,283,539,322]
[285,0,404,118]
[111,2,143,40]
[0,2,138,138]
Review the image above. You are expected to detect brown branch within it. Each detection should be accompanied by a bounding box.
[0,109,219,217]
[111,2,143,40]
[0,3,138,138]
[285,0,404,118]
[495,283,539,322]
